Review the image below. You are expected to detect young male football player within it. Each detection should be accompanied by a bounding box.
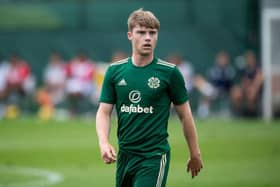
[96,8,203,187]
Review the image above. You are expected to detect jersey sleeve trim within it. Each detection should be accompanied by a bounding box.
[172,96,189,105]
[156,59,176,68]
[110,58,129,66]
[98,97,115,104]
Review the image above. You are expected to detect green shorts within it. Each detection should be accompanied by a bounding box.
[116,150,170,187]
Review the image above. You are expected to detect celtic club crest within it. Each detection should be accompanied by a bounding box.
[148,77,160,89]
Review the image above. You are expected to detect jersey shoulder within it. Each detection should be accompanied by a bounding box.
[110,58,129,67]
[156,58,176,69]
[108,58,129,74]
[106,58,129,78]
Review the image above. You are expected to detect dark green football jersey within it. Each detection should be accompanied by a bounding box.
[99,57,188,157]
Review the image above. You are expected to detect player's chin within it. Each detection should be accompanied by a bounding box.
[140,50,152,56]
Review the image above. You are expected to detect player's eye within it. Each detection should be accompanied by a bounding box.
[137,31,146,35]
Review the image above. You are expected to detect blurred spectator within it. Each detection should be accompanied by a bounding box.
[231,50,263,117]
[65,53,97,115]
[43,52,67,106]
[196,50,236,118]
[6,55,33,96]
[167,53,194,91]
[0,59,9,99]
[36,87,54,120]
[4,54,36,117]
[0,59,10,118]
[208,51,235,96]
[34,52,67,120]
[7,55,35,96]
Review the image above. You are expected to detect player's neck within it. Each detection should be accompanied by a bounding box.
[131,53,154,67]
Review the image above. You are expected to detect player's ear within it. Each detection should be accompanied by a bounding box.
[127,31,132,41]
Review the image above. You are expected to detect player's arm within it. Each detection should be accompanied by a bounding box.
[174,101,203,178]
[96,102,116,164]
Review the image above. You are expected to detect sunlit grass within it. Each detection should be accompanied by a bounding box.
[0,117,279,187]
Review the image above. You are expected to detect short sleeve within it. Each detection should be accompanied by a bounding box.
[168,67,189,105]
[99,66,116,104]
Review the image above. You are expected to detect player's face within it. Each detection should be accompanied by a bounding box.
[128,25,158,56]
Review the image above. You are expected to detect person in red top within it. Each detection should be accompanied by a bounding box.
[6,54,32,97]
[65,53,97,115]
[4,54,36,117]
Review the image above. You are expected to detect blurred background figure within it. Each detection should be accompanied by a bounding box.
[0,58,10,118]
[43,52,67,106]
[208,51,235,97]
[35,52,67,120]
[231,50,263,117]
[0,58,9,97]
[65,53,97,115]
[167,53,194,92]
[36,86,54,120]
[6,55,33,97]
[195,50,236,118]
[4,54,36,118]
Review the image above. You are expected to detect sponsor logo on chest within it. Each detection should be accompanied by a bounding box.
[119,77,161,114]
[120,90,154,114]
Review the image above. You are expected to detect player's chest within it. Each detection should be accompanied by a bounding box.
[113,70,167,102]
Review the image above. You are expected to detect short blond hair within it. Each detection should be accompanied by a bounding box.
[127,8,160,31]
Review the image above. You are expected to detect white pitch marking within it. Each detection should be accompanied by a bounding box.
[0,165,63,187]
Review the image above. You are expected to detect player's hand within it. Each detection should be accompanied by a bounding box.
[99,143,117,164]
[186,154,203,178]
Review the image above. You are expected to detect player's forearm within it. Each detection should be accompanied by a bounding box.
[175,103,201,157]
[96,109,111,146]
[182,116,201,158]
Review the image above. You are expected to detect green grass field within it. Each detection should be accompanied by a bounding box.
[0,116,280,187]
